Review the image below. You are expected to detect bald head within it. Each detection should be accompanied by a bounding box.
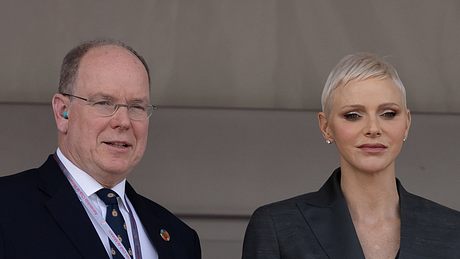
[58,39,150,94]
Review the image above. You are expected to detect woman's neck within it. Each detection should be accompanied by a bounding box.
[340,165,400,223]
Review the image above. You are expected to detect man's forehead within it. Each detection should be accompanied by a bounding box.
[81,45,141,66]
[76,45,148,81]
[73,45,150,95]
[88,92,150,102]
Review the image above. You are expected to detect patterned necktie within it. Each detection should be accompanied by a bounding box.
[96,188,133,259]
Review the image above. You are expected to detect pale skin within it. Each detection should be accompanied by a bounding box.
[318,78,411,259]
[51,45,151,188]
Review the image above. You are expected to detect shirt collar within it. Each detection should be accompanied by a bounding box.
[56,148,128,210]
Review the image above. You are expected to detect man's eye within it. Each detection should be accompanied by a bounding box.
[130,105,146,111]
[93,101,112,106]
[344,112,361,121]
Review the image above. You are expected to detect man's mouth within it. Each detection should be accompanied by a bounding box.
[103,141,131,148]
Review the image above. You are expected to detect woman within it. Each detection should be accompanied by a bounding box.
[242,53,460,259]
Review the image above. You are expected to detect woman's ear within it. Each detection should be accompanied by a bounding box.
[404,109,411,140]
[318,112,333,143]
[52,93,69,134]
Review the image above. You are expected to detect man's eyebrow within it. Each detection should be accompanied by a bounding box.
[88,93,149,103]
[129,98,149,104]
[88,93,113,100]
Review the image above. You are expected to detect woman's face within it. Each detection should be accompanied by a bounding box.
[318,78,411,174]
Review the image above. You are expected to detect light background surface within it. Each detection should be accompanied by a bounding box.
[1,1,459,258]
[1,1,460,112]
[1,105,459,259]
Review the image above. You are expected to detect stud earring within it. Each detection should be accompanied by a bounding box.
[326,139,332,144]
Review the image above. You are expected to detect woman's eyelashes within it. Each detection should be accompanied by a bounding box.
[343,110,398,121]
[380,110,398,119]
[343,112,361,121]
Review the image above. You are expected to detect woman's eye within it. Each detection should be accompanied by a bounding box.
[381,111,397,119]
[344,112,361,121]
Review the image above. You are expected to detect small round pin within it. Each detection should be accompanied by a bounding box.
[160,229,171,241]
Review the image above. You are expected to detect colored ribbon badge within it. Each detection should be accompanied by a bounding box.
[160,229,171,242]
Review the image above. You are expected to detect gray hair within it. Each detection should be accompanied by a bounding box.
[58,39,150,94]
[321,53,406,115]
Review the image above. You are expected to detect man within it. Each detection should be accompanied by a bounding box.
[0,40,201,259]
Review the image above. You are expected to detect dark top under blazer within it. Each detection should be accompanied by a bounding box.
[242,168,460,259]
[0,155,201,259]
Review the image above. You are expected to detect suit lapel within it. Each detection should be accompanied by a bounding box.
[398,181,423,258]
[297,170,365,259]
[38,156,109,259]
[126,184,175,259]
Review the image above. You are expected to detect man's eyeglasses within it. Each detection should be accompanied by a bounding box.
[62,93,157,121]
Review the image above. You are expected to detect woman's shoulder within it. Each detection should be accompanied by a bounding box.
[251,170,342,217]
[401,189,460,223]
[400,188,460,254]
[250,190,323,222]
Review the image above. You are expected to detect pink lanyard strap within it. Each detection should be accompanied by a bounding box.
[53,154,142,259]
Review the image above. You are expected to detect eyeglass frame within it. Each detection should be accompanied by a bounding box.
[61,93,157,120]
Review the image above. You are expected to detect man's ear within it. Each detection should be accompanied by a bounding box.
[318,112,333,142]
[52,93,69,134]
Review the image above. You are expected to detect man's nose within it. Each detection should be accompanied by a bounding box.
[109,104,131,129]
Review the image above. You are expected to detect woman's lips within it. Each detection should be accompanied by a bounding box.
[358,143,387,153]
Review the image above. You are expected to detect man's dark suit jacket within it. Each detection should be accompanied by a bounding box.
[242,168,460,259]
[0,155,201,259]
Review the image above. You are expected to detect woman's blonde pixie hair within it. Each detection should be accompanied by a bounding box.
[321,53,407,115]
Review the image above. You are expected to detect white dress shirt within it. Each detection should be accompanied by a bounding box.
[56,148,158,259]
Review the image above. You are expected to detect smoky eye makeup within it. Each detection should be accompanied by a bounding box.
[380,110,398,119]
[343,111,361,121]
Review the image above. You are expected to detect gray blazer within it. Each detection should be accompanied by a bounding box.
[242,169,460,259]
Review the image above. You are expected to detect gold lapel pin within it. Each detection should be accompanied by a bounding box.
[160,229,171,242]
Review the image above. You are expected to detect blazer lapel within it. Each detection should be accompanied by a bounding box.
[297,170,365,259]
[126,183,175,259]
[397,181,426,258]
[38,156,109,259]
